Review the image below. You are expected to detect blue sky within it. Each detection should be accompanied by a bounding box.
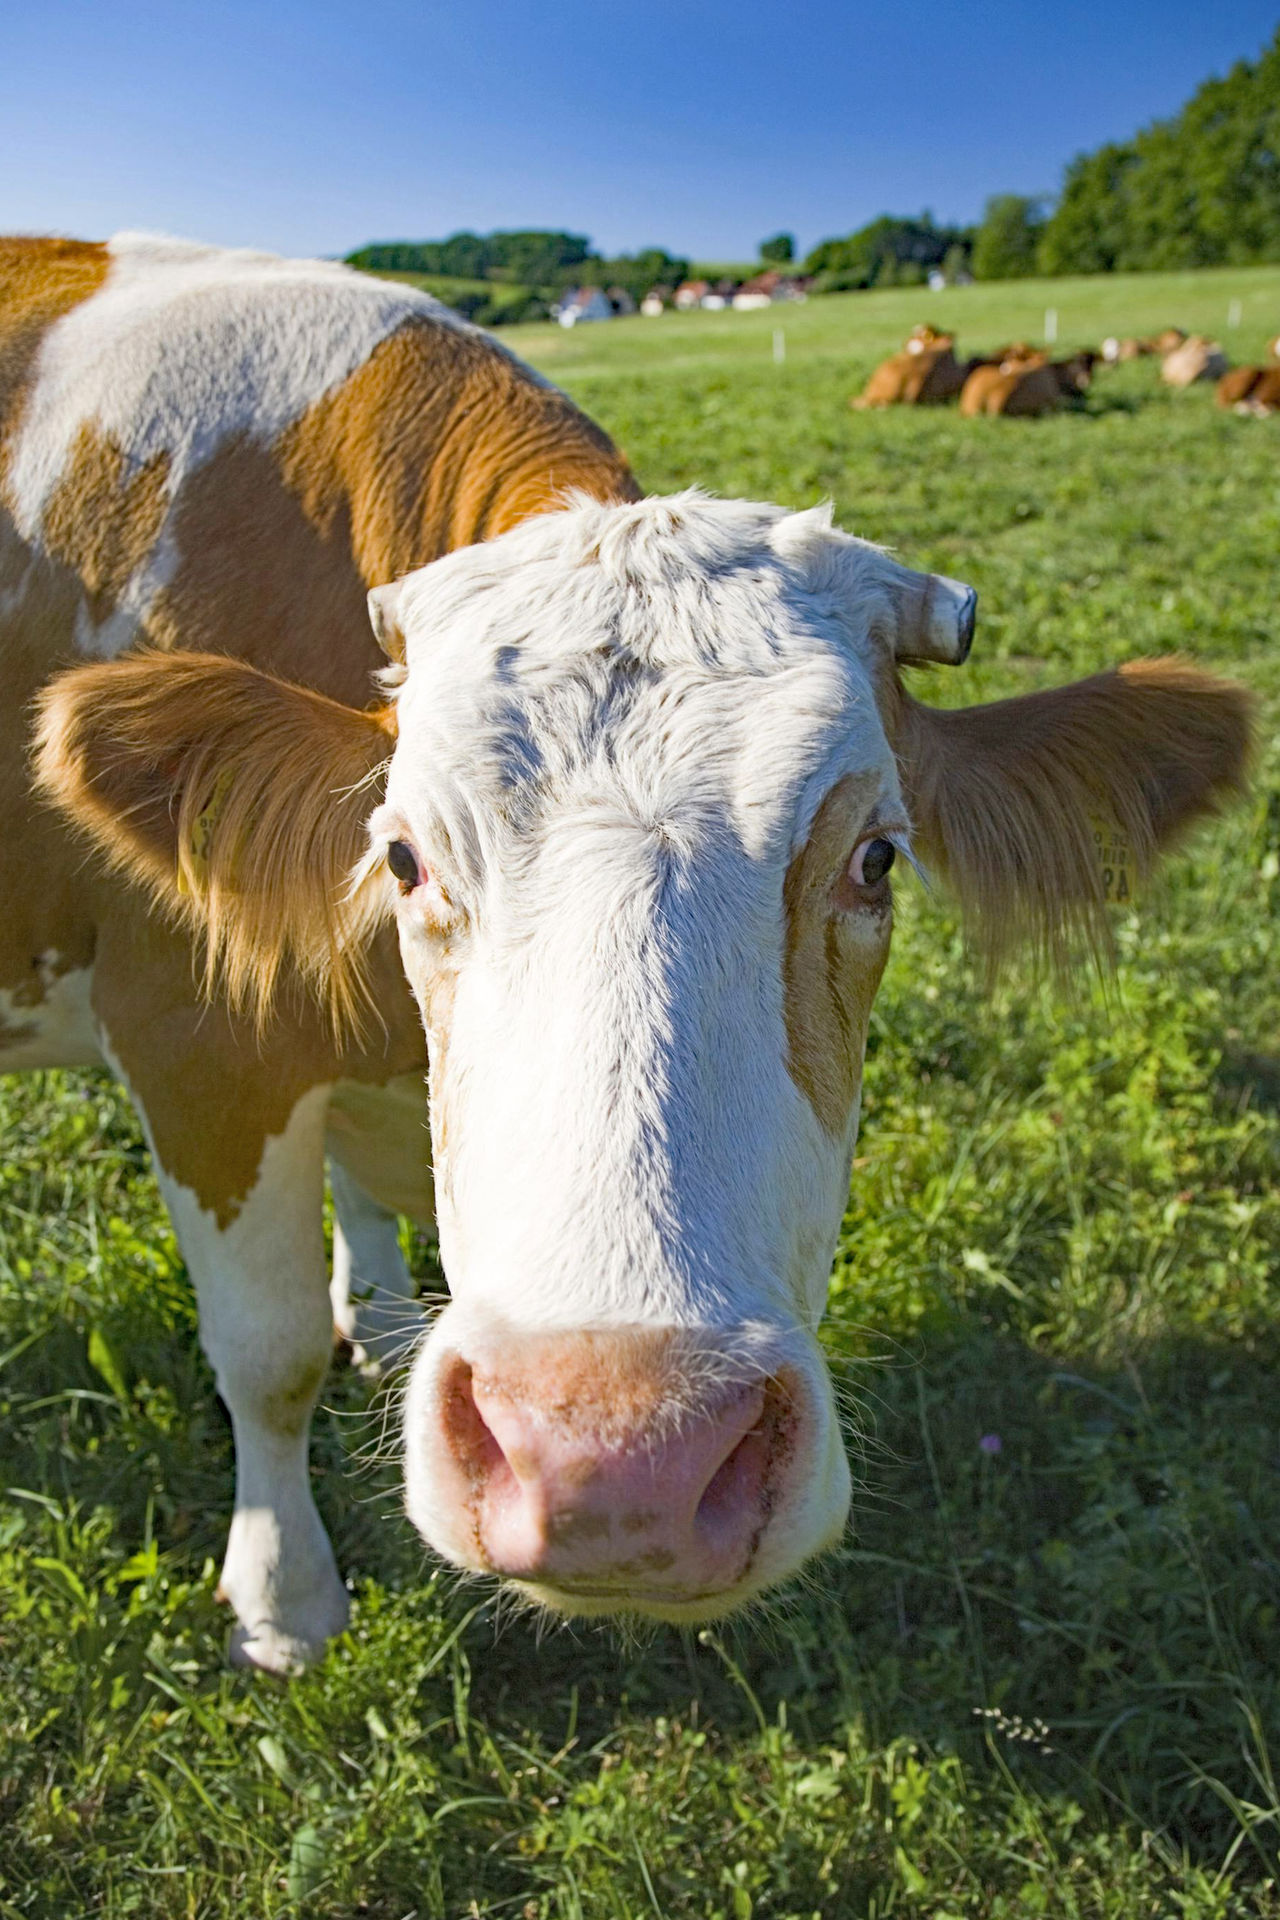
[4,2,1276,262]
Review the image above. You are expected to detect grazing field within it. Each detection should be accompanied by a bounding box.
[3,266,1280,1917]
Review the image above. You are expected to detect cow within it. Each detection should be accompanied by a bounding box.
[7,234,1253,1673]
[904,324,952,356]
[852,336,969,408]
[1217,365,1280,414]
[1161,336,1230,388]
[1102,327,1187,364]
[958,348,1096,419]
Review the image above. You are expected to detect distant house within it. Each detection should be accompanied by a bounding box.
[554,287,614,328]
[674,279,710,310]
[732,270,811,310]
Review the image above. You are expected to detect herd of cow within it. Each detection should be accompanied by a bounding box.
[854,320,1280,418]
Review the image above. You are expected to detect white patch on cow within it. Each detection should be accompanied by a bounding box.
[96,1033,345,1671]
[0,961,101,1071]
[379,492,903,1336]
[363,493,919,1609]
[6,232,538,654]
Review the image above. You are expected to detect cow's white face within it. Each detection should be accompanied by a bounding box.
[366,494,959,1620]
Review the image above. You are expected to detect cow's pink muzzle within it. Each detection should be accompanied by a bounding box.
[405,1326,831,1619]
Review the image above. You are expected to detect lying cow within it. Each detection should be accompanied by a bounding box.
[1217,365,1280,414]
[1102,327,1187,364]
[1162,336,1230,388]
[958,349,1096,418]
[852,335,970,408]
[904,323,952,355]
[8,234,1253,1672]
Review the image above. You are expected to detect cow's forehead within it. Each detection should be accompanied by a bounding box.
[386,494,902,859]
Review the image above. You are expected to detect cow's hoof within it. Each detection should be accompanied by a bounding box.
[220,1582,351,1675]
[229,1619,331,1676]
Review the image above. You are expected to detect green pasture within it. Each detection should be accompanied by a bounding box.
[3,267,1280,1917]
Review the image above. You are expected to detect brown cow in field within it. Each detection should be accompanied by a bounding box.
[852,340,967,408]
[1218,366,1280,415]
[959,349,1095,418]
[1161,336,1229,388]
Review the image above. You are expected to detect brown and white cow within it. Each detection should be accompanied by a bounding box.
[959,349,1097,418]
[1217,365,1280,415]
[852,336,969,408]
[5,234,1253,1671]
[1102,327,1187,364]
[1161,336,1230,388]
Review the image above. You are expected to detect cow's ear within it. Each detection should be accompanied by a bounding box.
[34,651,397,1029]
[894,657,1253,964]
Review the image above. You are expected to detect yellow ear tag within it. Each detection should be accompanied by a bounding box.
[177,766,236,897]
[1091,816,1132,905]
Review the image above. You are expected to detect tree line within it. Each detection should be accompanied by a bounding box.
[798,28,1279,286]
[345,233,691,322]
[347,28,1277,310]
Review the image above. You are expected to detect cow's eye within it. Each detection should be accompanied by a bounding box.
[849,837,896,888]
[387,840,421,890]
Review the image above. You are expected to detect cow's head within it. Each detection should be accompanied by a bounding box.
[36,491,1251,1623]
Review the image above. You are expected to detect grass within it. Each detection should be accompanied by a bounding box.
[3,265,1280,1916]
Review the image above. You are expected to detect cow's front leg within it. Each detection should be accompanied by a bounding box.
[154,1084,350,1672]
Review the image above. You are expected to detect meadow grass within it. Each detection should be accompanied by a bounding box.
[3,268,1280,1917]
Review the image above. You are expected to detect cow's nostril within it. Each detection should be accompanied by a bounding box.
[442,1359,510,1491]
[695,1411,773,1554]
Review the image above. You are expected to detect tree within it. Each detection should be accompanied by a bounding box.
[971,195,1046,280]
[759,232,795,265]
[803,215,971,290]
[1037,28,1280,273]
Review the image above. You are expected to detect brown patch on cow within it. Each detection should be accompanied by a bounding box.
[0,513,99,1013]
[782,771,891,1135]
[40,424,170,628]
[89,897,424,1228]
[142,433,384,708]
[0,237,109,459]
[888,657,1253,969]
[276,317,641,585]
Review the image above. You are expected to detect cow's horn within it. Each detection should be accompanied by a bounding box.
[887,568,977,666]
[367,582,406,664]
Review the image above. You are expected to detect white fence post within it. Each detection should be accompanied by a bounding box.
[773,328,786,365]
[1227,299,1242,329]
[1044,307,1058,345]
